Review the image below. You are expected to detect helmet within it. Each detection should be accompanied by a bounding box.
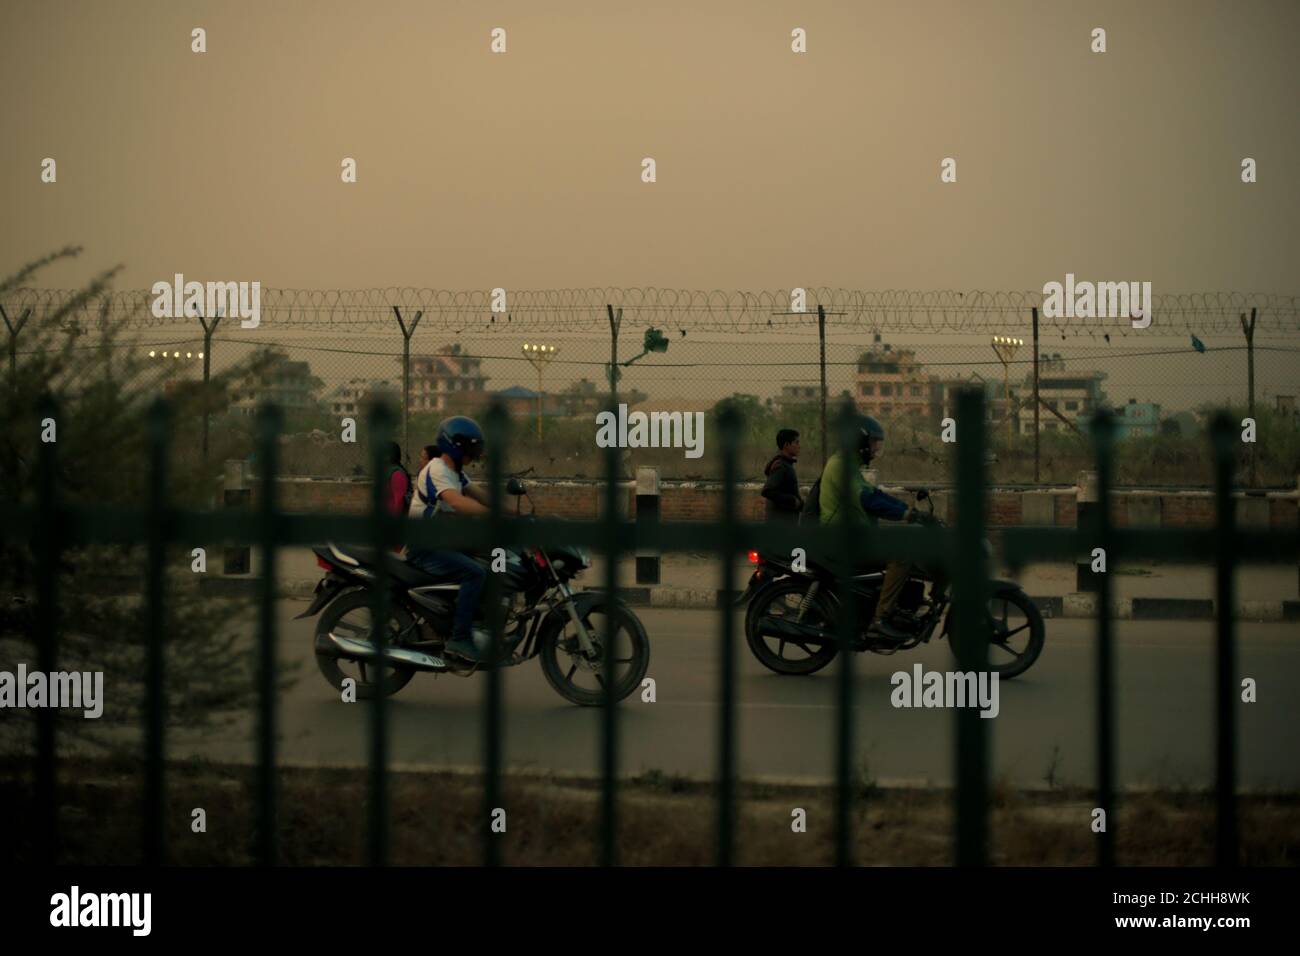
[855,414,885,465]
[435,416,485,470]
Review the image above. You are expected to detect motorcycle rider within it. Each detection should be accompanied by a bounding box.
[406,416,496,662]
[818,414,935,643]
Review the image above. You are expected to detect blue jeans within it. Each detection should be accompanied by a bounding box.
[406,549,486,642]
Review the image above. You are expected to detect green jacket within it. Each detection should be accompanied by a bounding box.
[818,452,877,527]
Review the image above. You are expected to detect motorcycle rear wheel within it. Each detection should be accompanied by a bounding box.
[314,590,418,699]
[745,579,840,676]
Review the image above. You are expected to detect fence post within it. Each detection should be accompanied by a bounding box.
[1241,308,1257,488]
[600,388,621,867]
[1212,414,1238,866]
[818,304,827,471]
[1076,470,1100,592]
[483,401,508,868]
[143,400,171,865]
[393,307,423,466]
[196,311,221,463]
[254,405,282,866]
[952,388,990,866]
[635,466,660,584]
[2,305,32,395]
[832,402,860,867]
[34,394,61,864]
[367,403,396,867]
[1091,410,1116,867]
[1032,307,1041,484]
[717,405,740,866]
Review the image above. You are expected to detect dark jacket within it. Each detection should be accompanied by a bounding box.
[761,454,802,521]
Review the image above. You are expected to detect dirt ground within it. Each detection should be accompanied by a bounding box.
[3,757,1298,866]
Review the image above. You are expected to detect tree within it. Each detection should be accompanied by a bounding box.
[0,248,290,754]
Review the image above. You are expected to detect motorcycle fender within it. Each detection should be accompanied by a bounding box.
[539,589,633,636]
[294,577,354,619]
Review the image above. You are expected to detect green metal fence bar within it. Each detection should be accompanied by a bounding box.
[483,402,507,868]
[255,405,282,866]
[952,390,989,866]
[833,405,859,867]
[600,416,620,866]
[34,395,60,864]
[716,407,739,866]
[143,400,170,865]
[367,406,395,866]
[1092,410,1116,867]
[1212,414,1238,866]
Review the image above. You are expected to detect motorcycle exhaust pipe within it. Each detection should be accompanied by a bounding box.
[325,632,449,672]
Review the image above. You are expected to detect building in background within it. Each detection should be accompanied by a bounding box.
[854,335,930,421]
[228,350,321,417]
[1115,398,1162,438]
[774,383,820,415]
[1018,354,1107,435]
[409,344,489,414]
[491,385,565,419]
[324,378,398,417]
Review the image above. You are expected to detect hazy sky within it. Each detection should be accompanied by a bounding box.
[4,0,1297,294]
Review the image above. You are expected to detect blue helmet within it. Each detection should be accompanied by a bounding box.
[435,416,485,470]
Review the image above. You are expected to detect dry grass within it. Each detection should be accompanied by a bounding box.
[3,757,1298,866]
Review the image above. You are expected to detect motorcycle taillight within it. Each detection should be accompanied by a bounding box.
[533,549,548,568]
[316,556,333,571]
[747,550,760,564]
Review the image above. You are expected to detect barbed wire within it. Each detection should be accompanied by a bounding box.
[3,287,1298,335]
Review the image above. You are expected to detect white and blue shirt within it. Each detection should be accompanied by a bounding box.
[409,458,471,519]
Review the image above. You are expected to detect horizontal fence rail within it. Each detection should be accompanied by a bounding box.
[6,392,1298,866]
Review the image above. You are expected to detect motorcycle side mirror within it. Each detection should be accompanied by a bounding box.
[506,478,527,496]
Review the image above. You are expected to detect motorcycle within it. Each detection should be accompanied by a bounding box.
[296,478,651,706]
[737,489,1045,679]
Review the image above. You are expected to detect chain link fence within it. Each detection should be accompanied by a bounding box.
[5,287,1298,487]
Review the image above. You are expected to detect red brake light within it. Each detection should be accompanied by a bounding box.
[316,556,333,571]
[747,550,760,564]
[534,549,548,568]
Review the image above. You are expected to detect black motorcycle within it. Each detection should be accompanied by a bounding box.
[737,489,1045,679]
[296,479,650,706]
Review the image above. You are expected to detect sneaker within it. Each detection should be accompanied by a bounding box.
[444,628,491,662]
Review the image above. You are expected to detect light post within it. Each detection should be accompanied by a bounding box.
[991,335,1023,442]
[521,342,558,439]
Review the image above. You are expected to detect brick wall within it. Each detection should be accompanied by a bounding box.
[263,478,1298,529]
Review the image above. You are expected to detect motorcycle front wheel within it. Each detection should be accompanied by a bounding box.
[538,600,650,706]
[948,588,1045,679]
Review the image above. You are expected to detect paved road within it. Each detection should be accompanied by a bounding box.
[169,602,1300,789]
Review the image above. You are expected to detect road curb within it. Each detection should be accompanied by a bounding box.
[217,576,1295,622]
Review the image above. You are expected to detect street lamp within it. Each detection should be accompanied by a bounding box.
[991,335,1024,441]
[521,342,559,439]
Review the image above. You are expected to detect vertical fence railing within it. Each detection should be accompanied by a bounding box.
[952,390,989,866]
[255,406,281,866]
[366,406,395,866]
[832,407,859,866]
[716,407,740,866]
[143,400,170,864]
[1213,414,1238,866]
[1092,410,1116,867]
[34,395,60,864]
[483,403,507,867]
[600,399,621,867]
